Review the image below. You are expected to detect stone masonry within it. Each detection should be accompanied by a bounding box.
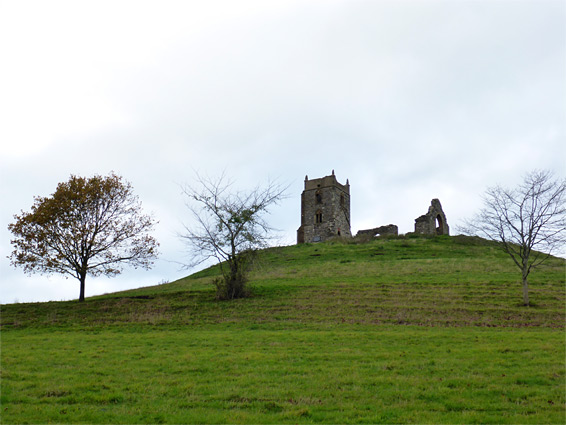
[297,172,450,243]
[414,199,450,235]
[356,224,399,238]
[297,171,351,243]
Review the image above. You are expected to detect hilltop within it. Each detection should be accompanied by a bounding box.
[2,235,565,424]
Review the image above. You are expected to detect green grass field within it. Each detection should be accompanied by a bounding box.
[2,235,565,424]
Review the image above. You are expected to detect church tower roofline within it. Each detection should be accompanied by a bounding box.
[303,172,349,194]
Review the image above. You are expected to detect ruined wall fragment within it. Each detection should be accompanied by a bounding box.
[414,198,449,235]
[356,224,398,238]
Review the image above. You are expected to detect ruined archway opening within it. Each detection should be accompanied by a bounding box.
[435,215,444,235]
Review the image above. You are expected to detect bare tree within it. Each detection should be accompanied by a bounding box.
[461,170,566,306]
[8,173,159,302]
[180,173,287,300]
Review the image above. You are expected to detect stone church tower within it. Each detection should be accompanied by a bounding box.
[297,171,351,243]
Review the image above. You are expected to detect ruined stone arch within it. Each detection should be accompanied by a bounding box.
[414,199,450,235]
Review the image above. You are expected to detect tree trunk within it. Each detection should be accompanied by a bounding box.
[521,271,529,306]
[79,274,86,302]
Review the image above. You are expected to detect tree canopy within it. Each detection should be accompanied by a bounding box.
[8,173,159,301]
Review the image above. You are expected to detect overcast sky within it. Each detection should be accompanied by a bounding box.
[1,0,564,304]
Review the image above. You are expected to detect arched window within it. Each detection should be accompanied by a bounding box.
[315,190,322,204]
[315,210,323,224]
[340,193,345,207]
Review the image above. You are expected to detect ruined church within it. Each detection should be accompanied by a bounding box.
[297,171,449,244]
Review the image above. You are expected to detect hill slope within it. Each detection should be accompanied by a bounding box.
[2,235,565,424]
[3,235,564,329]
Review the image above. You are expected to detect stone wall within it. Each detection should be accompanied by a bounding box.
[414,199,450,235]
[356,224,398,238]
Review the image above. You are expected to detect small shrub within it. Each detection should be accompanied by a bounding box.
[213,273,250,301]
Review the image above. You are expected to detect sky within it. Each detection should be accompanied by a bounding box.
[1,0,564,304]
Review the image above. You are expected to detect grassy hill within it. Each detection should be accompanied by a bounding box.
[1,235,565,424]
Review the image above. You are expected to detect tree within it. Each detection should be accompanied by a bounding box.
[180,173,287,300]
[8,173,159,302]
[461,170,566,306]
